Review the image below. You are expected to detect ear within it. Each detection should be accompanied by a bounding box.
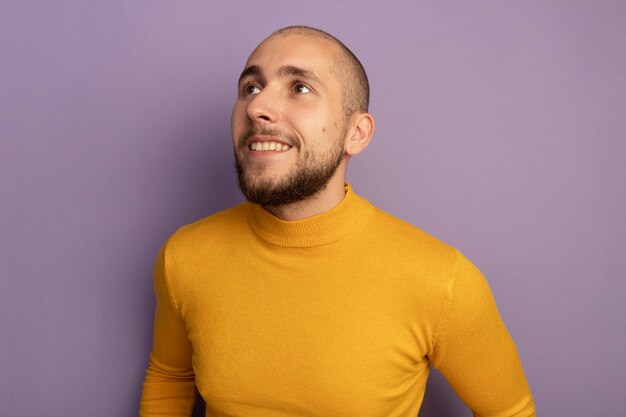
[344,112,375,156]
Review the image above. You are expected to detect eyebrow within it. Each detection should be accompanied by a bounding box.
[238,65,261,84]
[277,65,323,86]
[238,64,324,88]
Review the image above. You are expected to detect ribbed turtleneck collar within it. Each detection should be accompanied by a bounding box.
[247,184,374,248]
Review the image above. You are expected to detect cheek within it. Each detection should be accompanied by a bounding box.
[231,102,247,123]
[231,110,247,133]
[231,119,246,146]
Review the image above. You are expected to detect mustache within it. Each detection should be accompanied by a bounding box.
[239,127,299,150]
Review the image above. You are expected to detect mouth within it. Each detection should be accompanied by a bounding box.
[249,141,292,152]
[245,135,294,153]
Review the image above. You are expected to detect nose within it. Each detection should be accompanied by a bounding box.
[246,87,279,124]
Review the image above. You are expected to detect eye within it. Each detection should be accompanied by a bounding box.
[244,84,261,95]
[294,84,311,94]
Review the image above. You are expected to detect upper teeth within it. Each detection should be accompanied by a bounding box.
[250,142,291,151]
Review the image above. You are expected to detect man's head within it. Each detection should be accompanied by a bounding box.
[273,26,370,117]
[231,26,374,207]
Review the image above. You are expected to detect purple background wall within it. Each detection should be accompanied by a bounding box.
[1,1,624,416]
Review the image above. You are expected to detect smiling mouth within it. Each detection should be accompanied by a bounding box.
[249,141,292,152]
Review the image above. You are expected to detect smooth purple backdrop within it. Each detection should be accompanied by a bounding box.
[1,1,625,416]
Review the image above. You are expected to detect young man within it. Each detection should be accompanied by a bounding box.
[140,26,535,417]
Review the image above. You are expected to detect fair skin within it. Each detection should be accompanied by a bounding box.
[231,33,375,221]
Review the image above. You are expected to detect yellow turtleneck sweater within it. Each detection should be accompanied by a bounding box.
[140,185,535,417]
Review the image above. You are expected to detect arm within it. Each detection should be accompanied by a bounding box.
[430,252,535,417]
[140,245,196,416]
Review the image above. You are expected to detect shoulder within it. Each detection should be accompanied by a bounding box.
[364,205,493,313]
[365,202,461,266]
[163,202,252,256]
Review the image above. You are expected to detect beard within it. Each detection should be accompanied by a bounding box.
[234,128,346,207]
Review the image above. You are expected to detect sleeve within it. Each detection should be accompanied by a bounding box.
[139,243,197,416]
[430,251,536,417]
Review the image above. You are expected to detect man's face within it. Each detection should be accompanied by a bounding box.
[231,34,348,206]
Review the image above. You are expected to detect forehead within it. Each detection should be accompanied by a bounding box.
[244,34,341,80]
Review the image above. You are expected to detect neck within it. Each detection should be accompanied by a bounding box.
[263,174,347,221]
